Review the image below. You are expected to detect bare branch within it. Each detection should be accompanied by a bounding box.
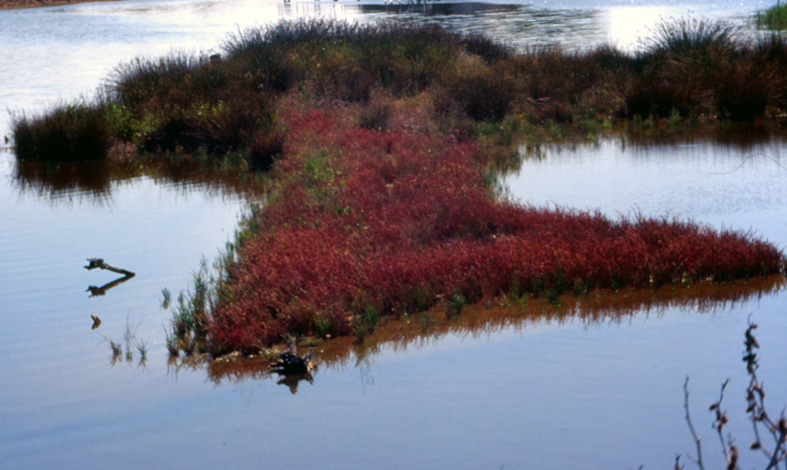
[713,379,732,463]
[684,376,705,470]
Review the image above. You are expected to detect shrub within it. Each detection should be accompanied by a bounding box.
[628,17,743,118]
[358,101,392,131]
[716,58,772,121]
[142,98,276,157]
[438,63,517,122]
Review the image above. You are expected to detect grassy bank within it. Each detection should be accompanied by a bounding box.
[10,19,785,356]
[12,18,787,163]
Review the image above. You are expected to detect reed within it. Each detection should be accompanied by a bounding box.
[12,101,111,161]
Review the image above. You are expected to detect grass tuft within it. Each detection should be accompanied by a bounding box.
[12,101,112,161]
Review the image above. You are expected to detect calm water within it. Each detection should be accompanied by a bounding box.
[1,1,786,469]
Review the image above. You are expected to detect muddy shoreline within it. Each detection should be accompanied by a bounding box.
[0,0,117,9]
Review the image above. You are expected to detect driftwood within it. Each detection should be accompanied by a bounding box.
[85,258,135,297]
[84,258,135,276]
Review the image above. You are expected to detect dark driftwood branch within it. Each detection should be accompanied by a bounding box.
[710,379,732,466]
[683,376,705,470]
[84,258,135,276]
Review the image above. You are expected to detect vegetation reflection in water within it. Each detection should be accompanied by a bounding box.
[11,156,268,205]
[160,274,785,392]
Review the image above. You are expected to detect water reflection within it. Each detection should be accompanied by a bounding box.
[170,354,317,393]
[355,2,609,49]
[11,157,266,205]
[276,372,315,394]
[13,160,115,204]
[516,122,787,164]
[175,275,784,387]
[622,121,786,151]
[86,273,135,297]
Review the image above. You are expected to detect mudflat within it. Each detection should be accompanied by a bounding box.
[0,0,117,9]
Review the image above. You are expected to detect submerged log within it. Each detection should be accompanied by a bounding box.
[84,258,135,276]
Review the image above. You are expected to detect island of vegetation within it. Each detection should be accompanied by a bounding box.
[11,18,786,357]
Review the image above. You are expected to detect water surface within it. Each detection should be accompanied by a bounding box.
[1,1,786,469]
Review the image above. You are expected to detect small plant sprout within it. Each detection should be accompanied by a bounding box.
[109,339,122,360]
[103,313,147,367]
[161,288,171,309]
[445,292,467,320]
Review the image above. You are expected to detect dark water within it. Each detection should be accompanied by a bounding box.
[1,1,786,469]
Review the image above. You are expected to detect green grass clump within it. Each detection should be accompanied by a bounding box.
[757,2,787,30]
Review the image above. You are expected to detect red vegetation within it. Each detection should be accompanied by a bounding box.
[207,104,783,353]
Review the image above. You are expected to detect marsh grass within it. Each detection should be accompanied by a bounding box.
[505,275,528,308]
[165,210,259,355]
[108,339,122,360]
[352,304,381,340]
[444,292,468,320]
[629,17,787,120]
[12,101,112,161]
[166,260,214,356]
[358,101,392,131]
[106,314,147,366]
[642,17,740,58]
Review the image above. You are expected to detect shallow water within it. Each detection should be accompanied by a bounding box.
[2,1,787,469]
